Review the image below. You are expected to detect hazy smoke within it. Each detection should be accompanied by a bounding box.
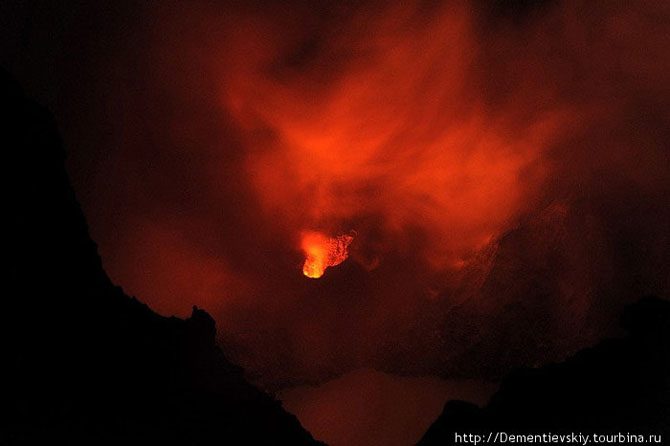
[5,0,668,390]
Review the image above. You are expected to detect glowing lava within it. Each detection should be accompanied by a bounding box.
[301,231,354,278]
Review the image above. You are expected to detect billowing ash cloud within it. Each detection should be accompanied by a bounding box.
[6,0,668,389]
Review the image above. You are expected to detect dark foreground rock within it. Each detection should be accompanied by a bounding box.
[2,69,322,446]
[419,296,670,444]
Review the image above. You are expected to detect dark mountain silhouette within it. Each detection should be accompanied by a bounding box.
[4,60,669,445]
[419,296,670,444]
[2,69,323,445]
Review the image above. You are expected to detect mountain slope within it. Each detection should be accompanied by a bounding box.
[419,296,670,444]
[2,69,323,446]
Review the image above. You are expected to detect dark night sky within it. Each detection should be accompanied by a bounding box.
[3,1,670,444]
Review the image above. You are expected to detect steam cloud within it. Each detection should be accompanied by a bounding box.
[15,0,670,391]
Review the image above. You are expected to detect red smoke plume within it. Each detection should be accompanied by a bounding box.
[20,0,669,442]
[221,1,564,275]
[64,0,669,388]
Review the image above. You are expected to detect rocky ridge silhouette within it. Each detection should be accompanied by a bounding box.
[2,69,323,446]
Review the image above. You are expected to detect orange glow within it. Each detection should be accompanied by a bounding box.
[221,2,565,274]
[301,231,354,278]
